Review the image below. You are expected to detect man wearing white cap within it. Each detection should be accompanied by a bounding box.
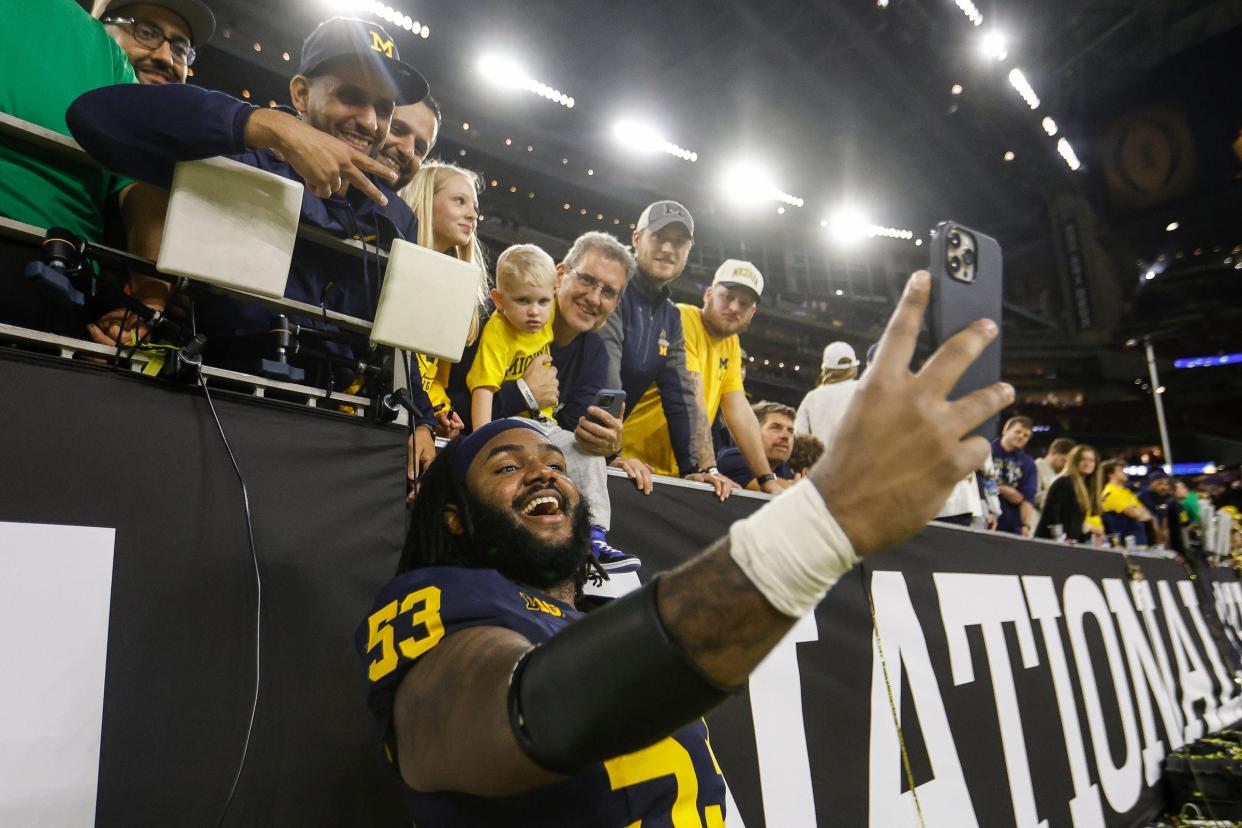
[795,341,861,446]
[622,259,784,495]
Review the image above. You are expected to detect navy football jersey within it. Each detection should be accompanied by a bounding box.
[356,565,728,826]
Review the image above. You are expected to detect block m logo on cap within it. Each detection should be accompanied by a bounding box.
[370,30,394,58]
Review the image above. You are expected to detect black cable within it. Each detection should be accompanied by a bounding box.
[192,331,263,828]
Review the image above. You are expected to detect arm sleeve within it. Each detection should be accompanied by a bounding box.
[404,355,436,430]
[715,448,754,487]
[555,336,607,430]
[67,84,256,189]
[598,305,625,391]
[1036,478,1068,538]
[656,316,706,474]
[1018,457,1039,503]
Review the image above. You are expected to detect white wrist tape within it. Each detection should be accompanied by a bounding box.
[729,478,859,618]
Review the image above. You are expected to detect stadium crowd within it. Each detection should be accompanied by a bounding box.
[2,1,1240,823]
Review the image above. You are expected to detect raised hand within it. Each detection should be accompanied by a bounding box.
[245,109,397,205]
[810,270,1014,555]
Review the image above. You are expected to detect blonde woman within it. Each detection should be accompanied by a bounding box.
[399,161,490,437]
[1036,444,1104,542]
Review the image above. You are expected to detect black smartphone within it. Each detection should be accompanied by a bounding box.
[590,388,626,420]
[928,221,1003,439]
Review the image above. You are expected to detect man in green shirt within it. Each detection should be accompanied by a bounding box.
[0,0,138,333]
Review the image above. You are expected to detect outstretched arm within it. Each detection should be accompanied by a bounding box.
[390,270,1012,795]
[67,84,395,203]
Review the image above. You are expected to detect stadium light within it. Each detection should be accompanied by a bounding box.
[331,0,429,37]
[826,208,870,246]
[867,224,915,240]
[612,120,697,162]
[1041,116,1058,136]
[478,54,574,108]
[980,31,1008,61]
[1056,137,1082,171]
[721,161,802,208]
[1008,68,1040,110]
[955,0,983,26]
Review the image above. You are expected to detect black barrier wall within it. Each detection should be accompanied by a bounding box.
[3,350,1242,827]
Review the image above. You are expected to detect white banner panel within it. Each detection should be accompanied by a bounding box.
[0,522,115,828]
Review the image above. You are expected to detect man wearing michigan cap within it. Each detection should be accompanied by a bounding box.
[600,202,736,499]
[620,257,787,496]
[67,17,443,471]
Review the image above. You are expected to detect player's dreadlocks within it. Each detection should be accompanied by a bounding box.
[398,438,476,574]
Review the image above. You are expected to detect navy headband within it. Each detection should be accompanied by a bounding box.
[450,418,548,484]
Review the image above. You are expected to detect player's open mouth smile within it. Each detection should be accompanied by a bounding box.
[517,489,565,524]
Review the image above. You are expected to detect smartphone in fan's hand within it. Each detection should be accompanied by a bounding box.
[590,388,626,421]
[928,221,1003,439]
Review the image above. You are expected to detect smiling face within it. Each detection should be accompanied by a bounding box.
[292,57,397,159]
[430,173,479,252]
[455,429,591,588]
[1001,421,1032,452]
[104,4,192,84]
[632,224,692,288]
[379,100,439,190]
[556,250,626,335]
[701,284,758,338]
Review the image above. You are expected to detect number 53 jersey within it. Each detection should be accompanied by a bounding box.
[356,565,729,827]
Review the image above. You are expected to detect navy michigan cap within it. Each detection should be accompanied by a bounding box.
[298,17,430,105]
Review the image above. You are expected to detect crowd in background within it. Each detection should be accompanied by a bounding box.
[2,0,1239,570]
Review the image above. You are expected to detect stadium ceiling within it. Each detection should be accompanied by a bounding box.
[197,0,1239,242]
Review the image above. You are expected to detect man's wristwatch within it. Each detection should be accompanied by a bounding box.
[685,466,720,477]
[756,472,778,486]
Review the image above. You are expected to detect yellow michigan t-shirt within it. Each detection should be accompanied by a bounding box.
[622,304,743,476]
[466,309,555,420]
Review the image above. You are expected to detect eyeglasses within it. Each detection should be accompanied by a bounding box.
[567,268,621,303]
[102,16,196,66]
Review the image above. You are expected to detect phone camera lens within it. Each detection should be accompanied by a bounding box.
[963,249,976,266]
[948,256,961,273]
[948,231,961,248]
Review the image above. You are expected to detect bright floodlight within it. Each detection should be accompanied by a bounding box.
[980,31,1008,61]
[955,0,983,26]
[1056,137,1082,171]
[1008,68,1040,109]
[828,209,870,246]
[478,54,575,108]
[1041,116,1058,136]
[478,55,526,89]
[721,161,801,208]
[612,120,698,162]
[329,0,430,36]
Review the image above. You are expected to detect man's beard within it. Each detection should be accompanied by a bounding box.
[461,490,593,589]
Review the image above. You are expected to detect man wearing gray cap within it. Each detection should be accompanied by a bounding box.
[623,258,783,495]
[600,201,735,499]
[94,0,214,84]
[795,341,861,446]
